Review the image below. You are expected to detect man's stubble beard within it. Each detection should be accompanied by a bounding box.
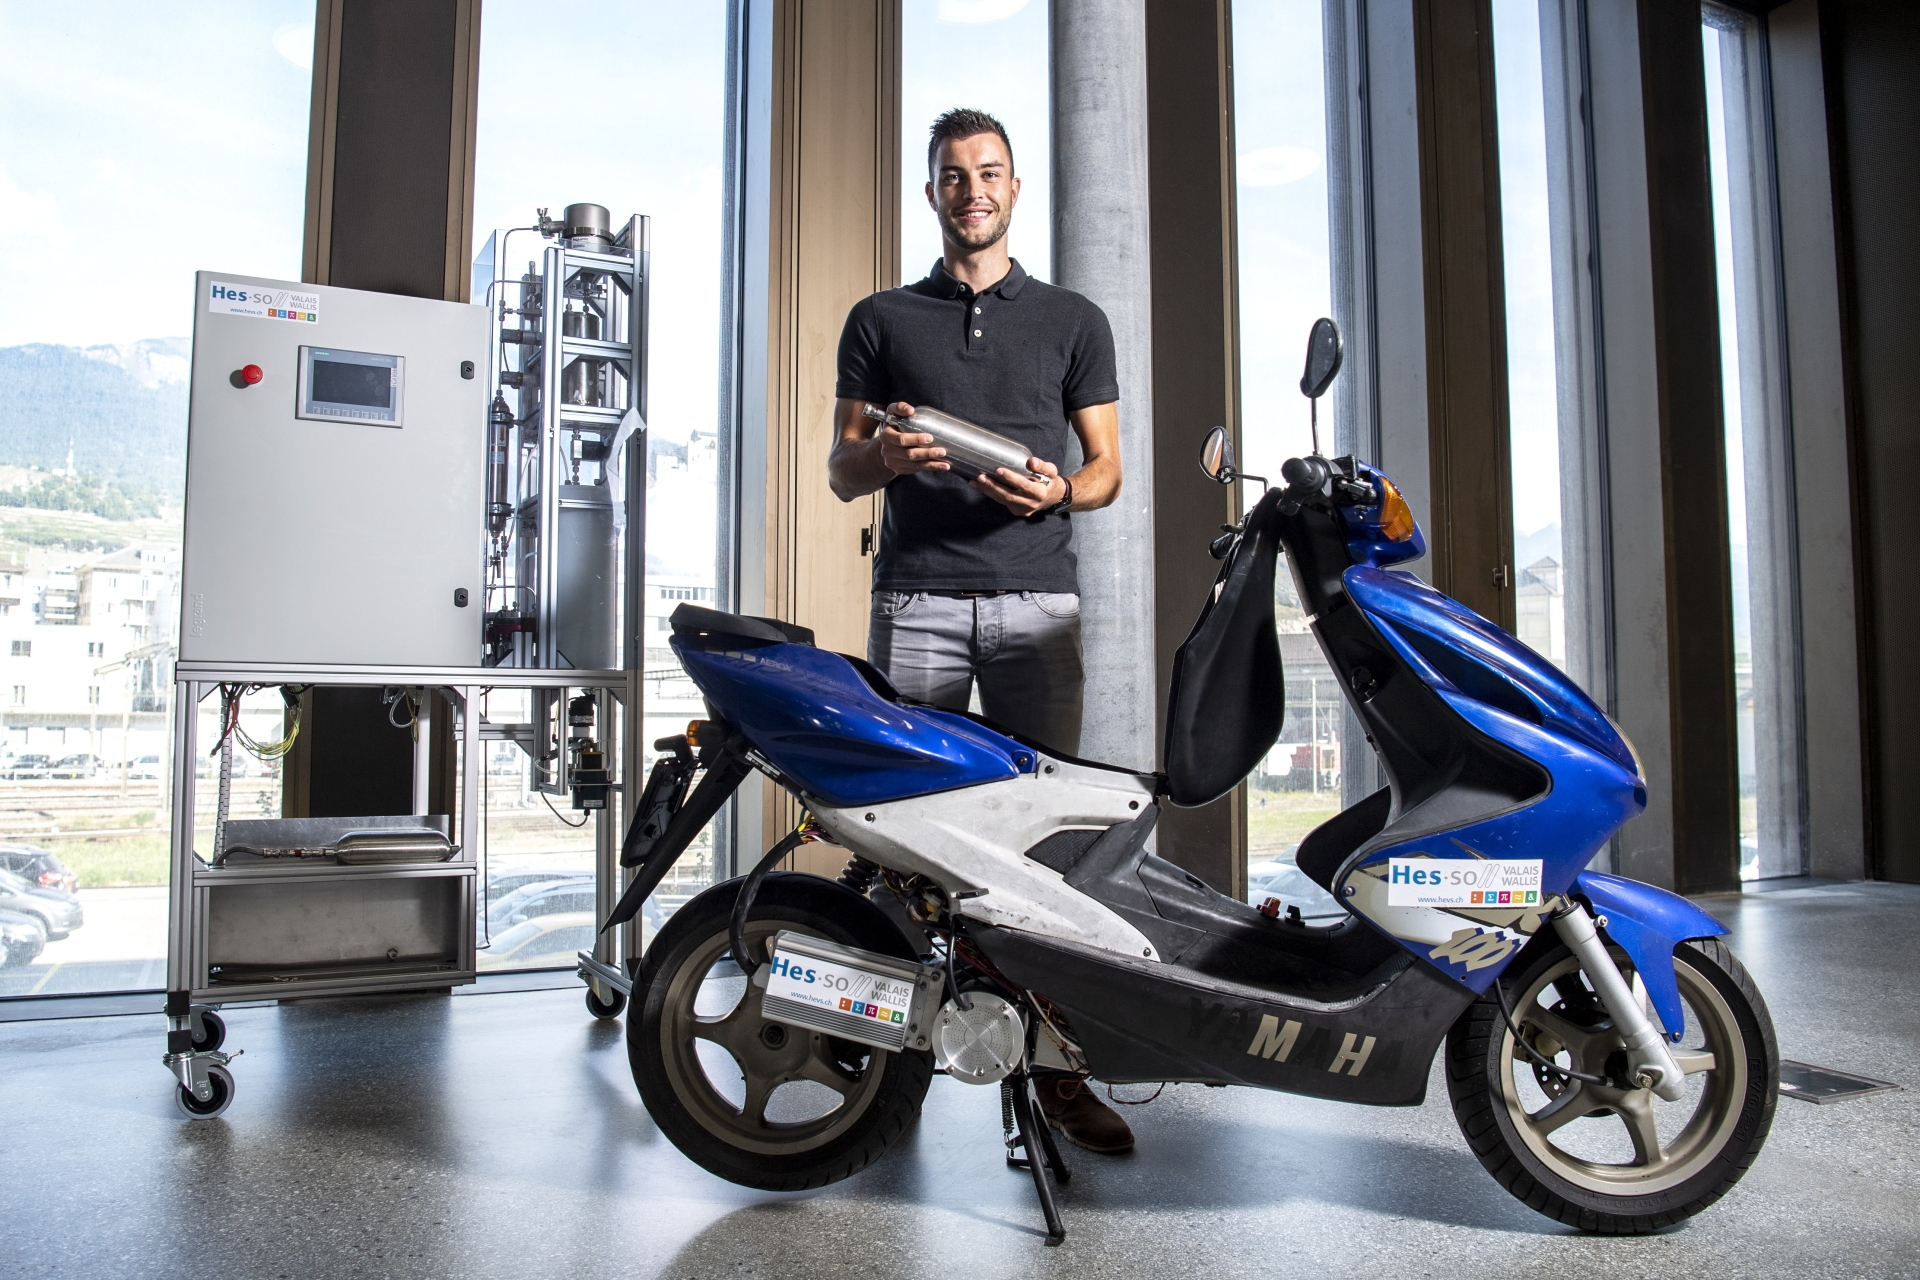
[940,201,1012,252]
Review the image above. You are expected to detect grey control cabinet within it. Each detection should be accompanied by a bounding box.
[180,273,489,666]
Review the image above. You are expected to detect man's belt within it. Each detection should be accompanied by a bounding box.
[927,589,1019,599]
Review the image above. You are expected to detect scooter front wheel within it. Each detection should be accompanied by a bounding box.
[1446,936,1777,1233]
[629,873,934,1191]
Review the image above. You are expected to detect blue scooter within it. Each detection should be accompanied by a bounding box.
[606,319,1777,1243]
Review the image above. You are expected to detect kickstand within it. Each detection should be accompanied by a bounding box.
[1004,1071,1069,1246]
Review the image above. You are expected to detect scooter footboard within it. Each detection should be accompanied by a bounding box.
[972,924,1474,1106]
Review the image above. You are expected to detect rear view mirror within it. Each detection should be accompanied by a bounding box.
[1300,318,1344,401]
[1199,425,1235,484]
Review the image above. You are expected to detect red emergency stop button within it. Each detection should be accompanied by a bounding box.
[240,364,264,385]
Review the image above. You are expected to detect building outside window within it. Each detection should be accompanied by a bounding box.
[0,1,310,997]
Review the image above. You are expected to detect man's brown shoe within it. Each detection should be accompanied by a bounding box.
[1033,1070,1135,1154]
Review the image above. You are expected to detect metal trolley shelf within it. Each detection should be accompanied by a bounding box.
[163,661,639,1118]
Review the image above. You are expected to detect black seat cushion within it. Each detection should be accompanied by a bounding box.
[669,604,815,648]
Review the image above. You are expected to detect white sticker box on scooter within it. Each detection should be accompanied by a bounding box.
[758,931,945,1054]
[1384,856,1544,908]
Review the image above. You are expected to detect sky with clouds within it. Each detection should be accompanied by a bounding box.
[0,1,313,349]
[0,0,1566,543]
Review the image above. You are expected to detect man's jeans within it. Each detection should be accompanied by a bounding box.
[868,591,1085,754]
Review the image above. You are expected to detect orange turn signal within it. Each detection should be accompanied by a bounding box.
[1377,475,1417,543]
[686,719,706,747]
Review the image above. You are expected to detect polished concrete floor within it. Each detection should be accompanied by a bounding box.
[2,879,1915,1280]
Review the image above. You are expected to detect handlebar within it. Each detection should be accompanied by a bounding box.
[1281,455,1329,494]
[1281,455,1374,506]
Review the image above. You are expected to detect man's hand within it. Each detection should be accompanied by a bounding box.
[974,455,1067,517]
[830,399,952,500]
[875,402,951,476]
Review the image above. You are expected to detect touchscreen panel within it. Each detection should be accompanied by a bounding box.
[297,346,404,426]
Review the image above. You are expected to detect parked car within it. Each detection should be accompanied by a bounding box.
[0,909,46,970]
[1245,847,1343,919]
[0,844,77,893]
[486,876,597,933]
[486,869,592,899]
[0,869,83,941]
[4,754,52,780]
[127,755,163,780]
[49,753,102,780]
[486,912,598,968]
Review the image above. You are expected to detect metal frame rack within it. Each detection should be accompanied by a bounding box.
[164,203,652,1119]
[161,665,640,1115]
[485,208,649,679]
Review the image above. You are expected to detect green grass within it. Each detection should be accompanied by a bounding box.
[0,504,178,554]
[1247,789,1341,860]
[58,831,172,888]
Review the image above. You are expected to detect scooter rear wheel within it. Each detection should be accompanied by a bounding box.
[1446,936,1777,1233]
[629,872,934,1191]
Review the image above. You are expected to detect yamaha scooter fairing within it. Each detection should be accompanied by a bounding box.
[603,319,1777,1243]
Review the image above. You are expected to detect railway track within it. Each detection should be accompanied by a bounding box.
[0,780,629,841]
[0,779,273,840]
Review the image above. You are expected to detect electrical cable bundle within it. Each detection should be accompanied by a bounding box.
[210,683,307,762]
[207,684,307,865]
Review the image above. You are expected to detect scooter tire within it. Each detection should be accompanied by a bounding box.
[1446,936,1777,1233]
[629,872,934,1192]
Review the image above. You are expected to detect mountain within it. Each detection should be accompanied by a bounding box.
[1515,522,1562,571]
[0,339,189,494]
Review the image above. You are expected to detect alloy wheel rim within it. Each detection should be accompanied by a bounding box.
[1497,949,1746,1196]
[658,921,887,1156]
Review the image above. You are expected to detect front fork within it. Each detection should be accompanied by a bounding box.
[1551,903,1686,1101]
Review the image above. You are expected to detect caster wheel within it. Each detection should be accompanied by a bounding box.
[175,1065,234,1120]
[586,987,627,1020]
[190,1011,226,1053]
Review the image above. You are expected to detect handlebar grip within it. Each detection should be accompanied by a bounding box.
[1281,456,1329,493]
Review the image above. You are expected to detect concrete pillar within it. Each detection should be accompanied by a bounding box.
[1051,0,1157,771]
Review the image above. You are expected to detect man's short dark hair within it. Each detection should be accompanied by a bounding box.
[928,108,1014,179]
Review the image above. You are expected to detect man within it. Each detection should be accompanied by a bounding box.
[828,107,1134,1156]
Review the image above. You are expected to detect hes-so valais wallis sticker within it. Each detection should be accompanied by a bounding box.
[764,951,913,1026]
[209,280,320,323]
[1385,856,1544,908]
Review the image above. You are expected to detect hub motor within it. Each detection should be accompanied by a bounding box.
[934,992,1027,1085]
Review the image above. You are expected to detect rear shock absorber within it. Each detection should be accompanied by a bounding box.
[837,855,880,895]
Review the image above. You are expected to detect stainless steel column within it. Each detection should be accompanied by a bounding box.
[1051,0,1157,771]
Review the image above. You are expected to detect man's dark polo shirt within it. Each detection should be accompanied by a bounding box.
[835,258,1118,594]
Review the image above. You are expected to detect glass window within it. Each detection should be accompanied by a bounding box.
[472,1,731,958]
[900,0,1053,284]
[0,2,311,997]
[1233,0,1343,912]
[1702,3,1804,880]
[1492,0,1569,670]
